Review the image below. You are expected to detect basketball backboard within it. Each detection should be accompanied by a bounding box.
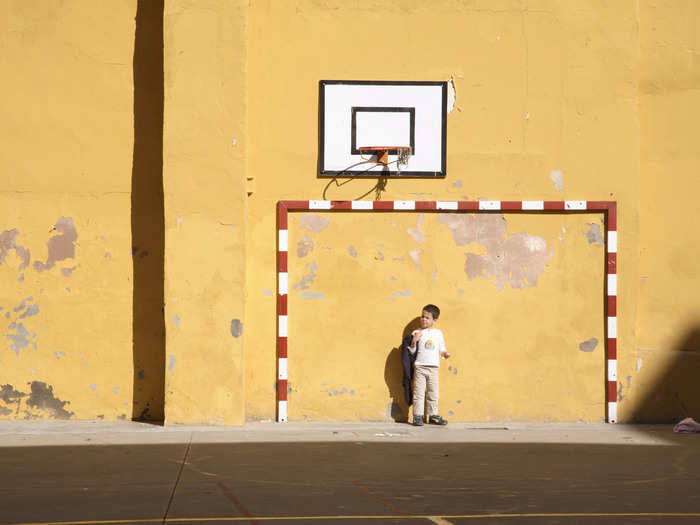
[319,80,447,178]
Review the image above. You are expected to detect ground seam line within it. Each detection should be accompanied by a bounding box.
[162,433,192,524]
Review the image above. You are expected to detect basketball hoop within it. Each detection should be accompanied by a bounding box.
[358,146,412,170]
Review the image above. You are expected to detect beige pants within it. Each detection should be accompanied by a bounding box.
[412,365,439,417]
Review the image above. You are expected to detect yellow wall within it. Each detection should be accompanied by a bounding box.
[0,1,136,419]
[162,0,248,425]
[246,0,638,422]
[3,1,699,424]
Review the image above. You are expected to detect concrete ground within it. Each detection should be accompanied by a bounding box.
[1,421,699,524]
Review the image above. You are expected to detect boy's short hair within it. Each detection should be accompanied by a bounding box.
[423,304,440,320]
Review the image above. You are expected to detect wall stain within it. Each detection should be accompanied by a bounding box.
[293,261,318,290]
[6,322,32,355]
[299,213,330,233]
[230,318,243,337]
[34,217,78,272]
[585,223,604,245]
[26,381,73,419]
[0,384,27,416]
[579,338,599,352]
[297,234,314,257]
[438,213,553,290]
[300,291,325,299]
[18,304,39,319]
[348,245,357,258]
[0,229,30,270]
[407,214,425,243]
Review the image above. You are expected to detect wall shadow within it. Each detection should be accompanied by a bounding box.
[627,327,700,423]
[384,317,421,423]
[131,0,165,422]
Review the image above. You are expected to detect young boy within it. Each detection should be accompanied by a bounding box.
[408,304,450,426]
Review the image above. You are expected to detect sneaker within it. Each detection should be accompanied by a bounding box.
[413,415,425,426]
[428,414,448,425]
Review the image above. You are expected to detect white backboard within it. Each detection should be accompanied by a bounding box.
[319,81,447,177]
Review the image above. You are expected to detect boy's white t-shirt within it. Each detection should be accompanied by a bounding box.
[409,328,447,367]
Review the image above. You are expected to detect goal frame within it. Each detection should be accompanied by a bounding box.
[276,200,618,423]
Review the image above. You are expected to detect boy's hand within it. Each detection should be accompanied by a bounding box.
[443,352,451,359]
[411,330,422,345]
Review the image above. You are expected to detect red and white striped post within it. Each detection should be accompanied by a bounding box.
[276,200,618,423]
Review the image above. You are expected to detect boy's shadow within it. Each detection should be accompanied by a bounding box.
[384,317,421,423]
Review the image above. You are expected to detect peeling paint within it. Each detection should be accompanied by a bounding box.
[300,291,325,299]
[26,382,72,419]
[447,76,456,114]
[53,350,66,360]
[323,386,353,396]
[293,261,318,290]
[89,383,97,391]
[0,229,30,270]
[409,249,422,271]
[389,290,411,300]
[113,386,120,394]
[375,251,384,261]
[585,223,604,245]
[6,322,31,355]
[61,265,79,277]
[168,354,176,375]
[579,338,598,352]
[297,234,314,257]
[348,245,357,258]
[34,217,78,272]
[173,315,180,327]
[230,318,243,337]
[299,213,330,233]
[407,214,425,243]
[549,169,564,191]
[452,180,462,188]
[14,297,33,312]
[438,214,552,290]
[18,304,39,319]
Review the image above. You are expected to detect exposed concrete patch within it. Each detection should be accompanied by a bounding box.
[297,234,314,258]
[27,381,73,419]
[579,338,598,352]
[409,249,422,271]
[293,261,318,290]
[34,217,78,272]
[230,318,243,337]
[299,214,330,234]
[348,245,358,258]
[585,223,604,245]
[438,213,552,290]
[6,322,31,355]
[408,214,425,243]
[549,169,564,191]
[300,291,325,299]
[168,354,176,375]
[0,229,30,270]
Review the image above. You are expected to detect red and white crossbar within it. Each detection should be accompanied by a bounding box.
[277,200,618,423]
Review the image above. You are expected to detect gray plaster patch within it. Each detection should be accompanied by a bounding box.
[300,291,325,299]
[27,381,73,419]
[452,180,462,188]
[18,274,24,282]
[323,386,351,396]
[113,386,120,394]
[262,289,273,296]
[375,251,384,261]
[173,315,180,327]
[14,297,33,312]
[585,223,604,245]
[408,214,425,244]
[431,267,438,283]
[438,213,552,290]
[6,322,31,355]
[53,350,66,360]
[89,384,97,391]
[105,252,112,259]
[636,356,643,371]
[230,319,243,338]
[579,338,598,352]
[34,217,78,272]
[299,214,330,233]
[61,265,79,277]
[390,290,411,300]
[549,169,564,191]
[293,261,318,290]
[348,245,357,258]
[297,234,314,258]
[0,229,30,270]
[18,304,39,319]
[168,354,176,375]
